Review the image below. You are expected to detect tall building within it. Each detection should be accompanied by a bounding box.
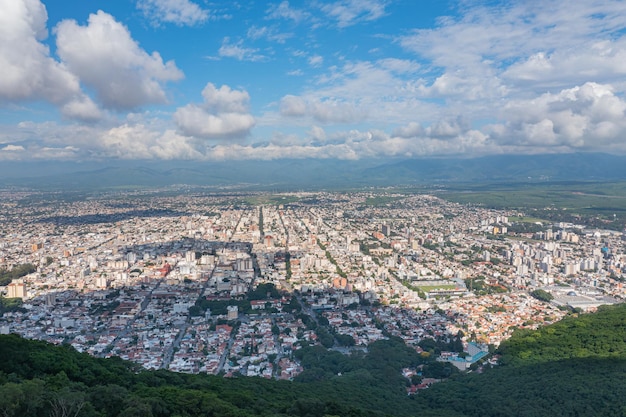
[7,282,26,299]
[96,276,108,289]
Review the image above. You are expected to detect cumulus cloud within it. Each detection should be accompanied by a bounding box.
[279,95,307,117]
[174,107,256,138]
[392,122,422,138]
[99,124,203,159]
[137,0,209,27]
[55,10,183,110]
[1,119,209,160]
[490,82,626,150]
[308,125,327,142]
[0,0,101,121]
[60,96,103,122]
[200,83,251,113]
[502,40,626,88]
[426,117,469,139]
[174,83,255,139]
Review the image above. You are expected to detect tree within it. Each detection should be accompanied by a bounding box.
[49,388,86,417]
[530,289,554,302]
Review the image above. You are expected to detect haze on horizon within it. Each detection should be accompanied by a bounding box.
[2,0,626,164]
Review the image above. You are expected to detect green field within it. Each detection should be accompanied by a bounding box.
[364,195,408,207]
[437,181,626,230]
[241,194,302,206]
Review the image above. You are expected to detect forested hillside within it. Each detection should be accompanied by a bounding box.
[418,304,626,416]
[1,303,625,417]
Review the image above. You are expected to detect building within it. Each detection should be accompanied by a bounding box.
[7,282,26,299]
[227,305,238,320]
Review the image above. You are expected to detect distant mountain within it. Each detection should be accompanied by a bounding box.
[1,153,625,190]
[361,153,626,183]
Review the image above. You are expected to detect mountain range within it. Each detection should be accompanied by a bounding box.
[1,153,625,190]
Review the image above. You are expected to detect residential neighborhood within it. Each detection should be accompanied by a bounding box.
[0,189,623,380]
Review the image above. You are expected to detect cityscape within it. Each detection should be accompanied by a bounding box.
[1,188,622,388]
[2,0,626,414]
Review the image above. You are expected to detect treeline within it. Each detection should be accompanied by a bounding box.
[0,263,36,286]
[0,334,452,417]
[1,303,625,416]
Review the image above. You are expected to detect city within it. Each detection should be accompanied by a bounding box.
[1,189,622,386]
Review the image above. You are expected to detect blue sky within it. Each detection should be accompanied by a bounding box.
[2,0,626,161]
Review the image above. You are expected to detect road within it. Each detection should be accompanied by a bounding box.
[161,263,216,369]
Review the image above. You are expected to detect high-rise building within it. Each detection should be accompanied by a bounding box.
[7,282,26,299]
[96,276,108,289]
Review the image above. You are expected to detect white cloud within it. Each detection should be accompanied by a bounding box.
[60,96,103,122]
[137,0,209,27]
[426,117,469,139]
[206,142,360,161]
[320,0,387,28]
[218,37,266,61]
[174,83,255,139]
[392,122,422,138]
[279,95,307,117]
[55,10,183,111]
[502,39,626,88]
[2,120,207,160]
[490,82,626,150]
[279,95,367,123]
[308,125,327,142]
[377,58,420,74]
[8,0,626,161]
[201,83,250,113]
[399,0,626,93]
[308,55,324,67]
[174,106,256,139]
[266,1,309,23]
[309,99,366,123]
[2,144,25,152]
[247,25,292,43]
[0,0,102,121]
[276,59,435,125]
[99,124,203,159]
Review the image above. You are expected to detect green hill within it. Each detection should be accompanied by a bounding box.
[0,303,625,416]
[418,304,626,416]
